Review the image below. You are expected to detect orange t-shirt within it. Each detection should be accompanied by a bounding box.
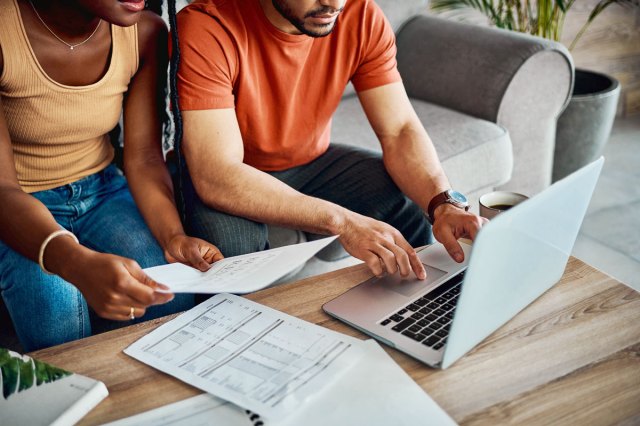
[176,0,401,171]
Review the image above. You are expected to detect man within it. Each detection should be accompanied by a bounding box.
[173,0,487,279]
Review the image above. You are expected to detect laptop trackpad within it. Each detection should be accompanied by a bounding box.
[379,265,448,297]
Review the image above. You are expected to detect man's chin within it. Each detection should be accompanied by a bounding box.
[301,22,336,37]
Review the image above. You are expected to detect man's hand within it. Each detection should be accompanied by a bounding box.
[431,204,488,262]
[164,235,224,272]
[338,212,426,279]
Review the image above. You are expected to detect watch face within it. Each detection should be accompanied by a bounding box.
[448,190,468,204]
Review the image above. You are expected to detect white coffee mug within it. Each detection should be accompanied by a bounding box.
[479,191,528,220]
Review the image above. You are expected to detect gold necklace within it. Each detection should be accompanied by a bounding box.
[28,1,102,51]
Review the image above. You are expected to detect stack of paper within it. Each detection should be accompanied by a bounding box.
[112,340,456,425]
[121,294,456,425]
[124,293,364,418]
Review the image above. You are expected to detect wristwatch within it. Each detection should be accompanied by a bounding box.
[426,189,469,224]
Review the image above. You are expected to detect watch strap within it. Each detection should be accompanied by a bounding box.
[427,190,469,224]
[427,191,450,224]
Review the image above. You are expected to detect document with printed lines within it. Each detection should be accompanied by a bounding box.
[124,293,363,419]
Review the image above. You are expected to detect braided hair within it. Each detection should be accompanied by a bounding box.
[166,0,186,221]
[144,1,173,153]
[145,0,163,15]
[111,1,169,169]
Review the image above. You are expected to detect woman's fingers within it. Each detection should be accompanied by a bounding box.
[165,235,224,271]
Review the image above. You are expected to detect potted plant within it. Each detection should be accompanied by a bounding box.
[429,0,638,181]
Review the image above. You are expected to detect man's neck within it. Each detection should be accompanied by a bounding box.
[258,0,302,35]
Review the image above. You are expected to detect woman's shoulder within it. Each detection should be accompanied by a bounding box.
[135,10,168,44]
[130,10,167,65]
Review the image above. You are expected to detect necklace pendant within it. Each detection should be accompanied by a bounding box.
[29,1,102,52]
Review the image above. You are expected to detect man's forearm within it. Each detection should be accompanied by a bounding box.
[193,161,350,236]
[381,123,451,212]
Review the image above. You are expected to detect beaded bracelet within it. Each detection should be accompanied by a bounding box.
[38,229,79,275]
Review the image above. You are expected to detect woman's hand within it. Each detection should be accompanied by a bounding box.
[66,250,175,321]
[164,234,224,272]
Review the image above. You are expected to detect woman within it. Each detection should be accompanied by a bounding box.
[0,0,222,351]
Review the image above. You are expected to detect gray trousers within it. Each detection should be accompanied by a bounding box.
[180,144,431,257]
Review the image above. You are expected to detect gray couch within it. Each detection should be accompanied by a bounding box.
[270,2,574,272]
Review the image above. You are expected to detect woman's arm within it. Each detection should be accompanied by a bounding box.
[122,11,222,271]
[0,97,173,321]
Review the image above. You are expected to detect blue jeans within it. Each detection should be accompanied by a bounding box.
[0,165,194,351]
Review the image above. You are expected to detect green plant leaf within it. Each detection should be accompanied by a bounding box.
[0,348,11,367]
[587,0,638,22]
[556,0,568,12]
[431,0,638,48]
[18,359,34,392]
[34,358,70,386]
[570,0,639,49]
[1,349,72,400]
[2,358,19,399]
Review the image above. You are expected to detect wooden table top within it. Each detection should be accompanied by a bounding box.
[30,257,640,425]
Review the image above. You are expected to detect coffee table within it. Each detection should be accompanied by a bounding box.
[30,257,640,425]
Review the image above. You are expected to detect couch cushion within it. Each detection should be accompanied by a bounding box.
[330,96,512,197]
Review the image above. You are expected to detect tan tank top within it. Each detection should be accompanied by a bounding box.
[0,0,139,192]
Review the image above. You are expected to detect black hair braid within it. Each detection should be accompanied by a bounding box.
[167,0,186,222]
[111,1,167,170]
[145,0,163,16]
[145,1,173,152]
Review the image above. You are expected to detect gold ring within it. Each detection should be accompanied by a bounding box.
[129,306,135,320]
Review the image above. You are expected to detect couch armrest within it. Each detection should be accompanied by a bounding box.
[396,14,574,195]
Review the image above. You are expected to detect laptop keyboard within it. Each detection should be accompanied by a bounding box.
[379,270,465,350]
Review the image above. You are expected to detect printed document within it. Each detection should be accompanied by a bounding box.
[124,293,363,419]
[145,236,338,294]
[101,394,257,426]
[113,340,455,426]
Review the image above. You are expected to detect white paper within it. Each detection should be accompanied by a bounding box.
[124,293,363,419]
[145,236,338,294]
[101,394,256,426]
[279,340,457,426]
[114,340,456,426]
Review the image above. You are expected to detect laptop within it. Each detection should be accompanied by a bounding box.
[323,158,604,369]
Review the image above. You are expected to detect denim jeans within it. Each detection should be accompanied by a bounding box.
[0,165,194,351]
[182,144,431,257]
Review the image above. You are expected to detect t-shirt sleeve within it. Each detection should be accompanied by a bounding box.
[174,7,236,110]
[350,0,402,92]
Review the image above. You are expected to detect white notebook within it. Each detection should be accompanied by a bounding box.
[0,348,108,426]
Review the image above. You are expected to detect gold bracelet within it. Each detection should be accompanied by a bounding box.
[38,229,79,275]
